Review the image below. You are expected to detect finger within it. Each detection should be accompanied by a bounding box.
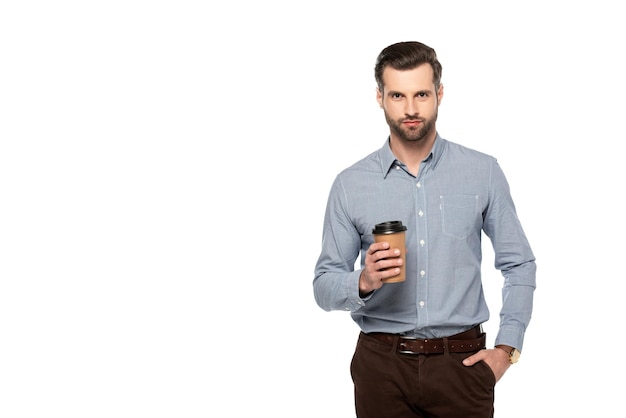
[462,351,484,366]
[377,255,402,272]
[370,246,400,261]
[368,241,390,255]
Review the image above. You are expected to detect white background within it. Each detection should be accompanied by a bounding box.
[1,1,624,417]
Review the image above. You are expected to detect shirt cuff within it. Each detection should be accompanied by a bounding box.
[345,270,368,312]
[495,323,526,351]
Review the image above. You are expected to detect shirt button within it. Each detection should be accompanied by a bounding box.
[420,270,425,277]
[418,210,424,217]
[419,301,425,307]
[420,239,425,246]
[416,182,421,188]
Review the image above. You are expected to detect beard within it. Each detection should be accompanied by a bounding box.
[384,109,437,143]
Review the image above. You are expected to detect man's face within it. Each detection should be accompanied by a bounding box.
[376,64,443,143]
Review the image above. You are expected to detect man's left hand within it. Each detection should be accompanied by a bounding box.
[462,348,511,382]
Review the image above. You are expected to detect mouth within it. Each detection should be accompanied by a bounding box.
[403,119,422,127]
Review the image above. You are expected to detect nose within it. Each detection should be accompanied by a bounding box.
[405,99,418,117]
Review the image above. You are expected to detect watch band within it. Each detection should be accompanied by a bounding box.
[495,345,520,364]
[495,345,513,356]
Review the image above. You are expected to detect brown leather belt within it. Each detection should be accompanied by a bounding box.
[366,325,486,355]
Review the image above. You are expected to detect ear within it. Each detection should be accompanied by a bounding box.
[376,87,383,108]
[437,84,444,105]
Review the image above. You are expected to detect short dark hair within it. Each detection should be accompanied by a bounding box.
[374,41,442,93]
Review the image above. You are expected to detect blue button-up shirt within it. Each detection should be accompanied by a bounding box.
[313,135,536,350]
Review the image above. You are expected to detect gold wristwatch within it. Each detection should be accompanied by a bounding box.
[496,345,521,364]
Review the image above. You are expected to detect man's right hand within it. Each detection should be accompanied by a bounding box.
[359,241,403,295]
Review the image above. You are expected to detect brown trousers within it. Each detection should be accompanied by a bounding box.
[350,332,496,418]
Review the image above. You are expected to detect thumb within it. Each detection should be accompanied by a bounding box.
[462,352,482,366]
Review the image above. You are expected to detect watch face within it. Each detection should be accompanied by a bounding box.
[510,349,521,364]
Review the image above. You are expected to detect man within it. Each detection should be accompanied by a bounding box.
[313,41,536,417]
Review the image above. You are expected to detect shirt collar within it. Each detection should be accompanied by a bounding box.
[379,133,446,178]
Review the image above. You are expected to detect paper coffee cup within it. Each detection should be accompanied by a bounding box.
[372,221,407,283]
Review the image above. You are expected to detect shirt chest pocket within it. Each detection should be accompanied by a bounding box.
[440,194,479,239]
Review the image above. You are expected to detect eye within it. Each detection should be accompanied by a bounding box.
[391,92,403,100]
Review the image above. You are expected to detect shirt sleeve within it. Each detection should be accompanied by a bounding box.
[313,175,368,312]
[483,159,537,351]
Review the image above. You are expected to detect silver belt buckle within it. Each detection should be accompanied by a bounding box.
[397,336,422,355]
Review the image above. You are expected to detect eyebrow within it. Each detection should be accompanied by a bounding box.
[387,89,431,97]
